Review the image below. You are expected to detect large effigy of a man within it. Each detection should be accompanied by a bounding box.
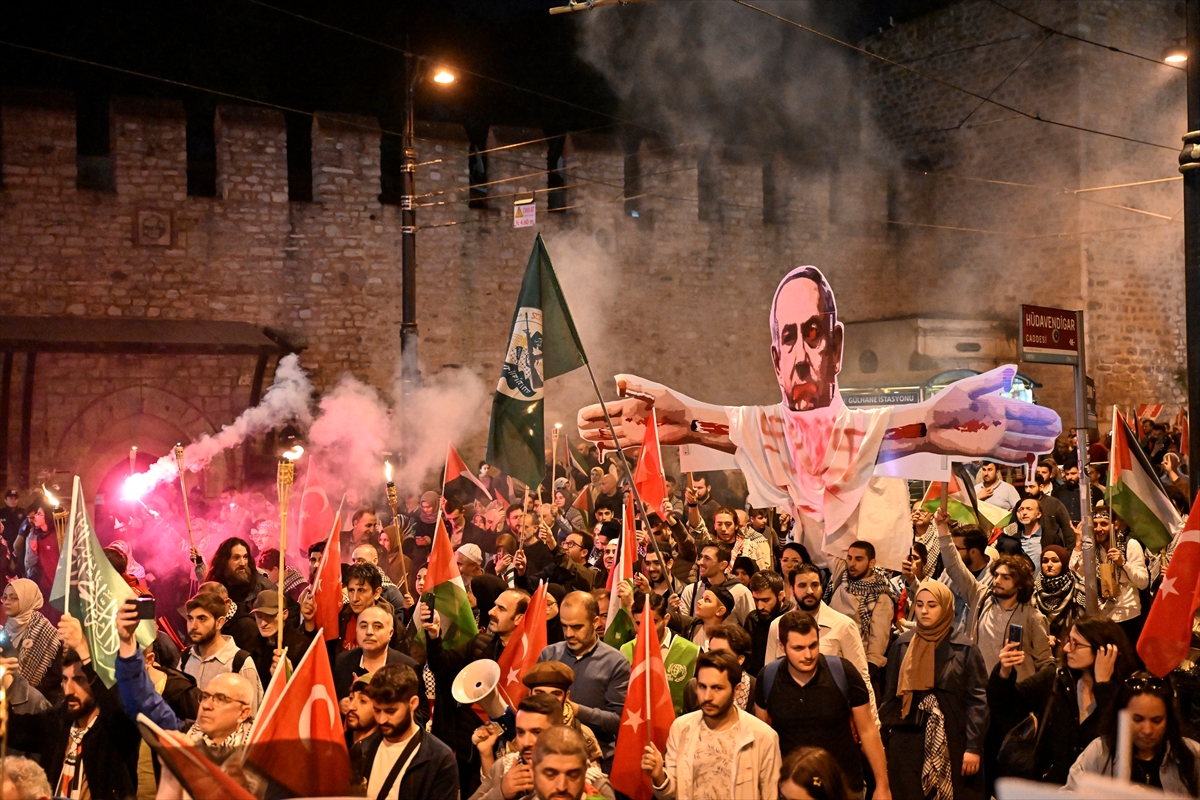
[578,266,1061,568]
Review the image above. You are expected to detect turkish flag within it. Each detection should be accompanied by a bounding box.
[609,596,676,800]
[297,457,336,549]
[1139,496,1200,676]
[245,634,351,796]
[138,716,257,800]
[633,409,667,513]
[311,514,343,643]
[496,582,548,708]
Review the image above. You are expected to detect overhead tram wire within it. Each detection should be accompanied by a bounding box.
[728,0,1179,152]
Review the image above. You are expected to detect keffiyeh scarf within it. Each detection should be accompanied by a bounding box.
[1034,571,1086,627]
[920,694,954,800]
[829,566,895,639]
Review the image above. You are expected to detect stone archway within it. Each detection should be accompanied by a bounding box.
[51,386,233,505]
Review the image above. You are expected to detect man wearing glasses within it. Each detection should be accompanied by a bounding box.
[516,530,598,593]
[112,598,259,790]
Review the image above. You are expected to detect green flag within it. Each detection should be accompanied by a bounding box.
[50,477,156,687]
[487,234,588,488]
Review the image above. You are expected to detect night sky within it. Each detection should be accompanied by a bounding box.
[2,0,958,138]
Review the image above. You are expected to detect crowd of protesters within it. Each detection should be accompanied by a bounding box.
[0,414,1197,800]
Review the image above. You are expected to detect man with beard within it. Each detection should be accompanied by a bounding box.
[1058,465,1083,523]
[638,547,683,600]
[352,544,411,619]
[421,587,531,795]
[934,509,1052,678]
[516,531,597,595]
[113,599,258,793]
[447,498,496,556]
[340,508,387,566]
[684,475,722,535]
[620,593,697,715]
[825,541,895,682]
[179,591,264,709]
[353,664,458,800]
[741,570,789,677]
[708,508,772,574]
[202,536,281,647]
[523,727,596,800]
[641,649,780,800]
[344,673,379,749]
[765,564,877,724]
[7,615,141,799]
[470,694,615,800]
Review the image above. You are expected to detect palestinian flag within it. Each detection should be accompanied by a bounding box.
[443,442,492,503]
[604,498,638,650]
[487,234,588,489]
[50,476,156,687]
[919,466,1011,531]
[413,512,479,650]
[1110,407,1181,553]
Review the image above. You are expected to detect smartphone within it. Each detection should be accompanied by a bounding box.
[0,631,16,660]
[421,591,436,619]
[1007,623,1024,646]
[135,596,157,620]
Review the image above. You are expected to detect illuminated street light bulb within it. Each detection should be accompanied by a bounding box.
[1164,43,1188,64]
[433,69,456,84]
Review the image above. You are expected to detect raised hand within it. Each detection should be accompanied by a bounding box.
[577,375,731,452]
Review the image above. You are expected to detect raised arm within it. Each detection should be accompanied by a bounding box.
[880,366,1061,465]
[577,375,734,454]
[934,509,985,609]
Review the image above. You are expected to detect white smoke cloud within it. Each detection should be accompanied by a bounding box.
[123,354,314,498]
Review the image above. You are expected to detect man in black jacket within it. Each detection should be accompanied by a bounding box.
[8,615,141,800]
[351,664,458,800]
[420,587,530,796]
[742,570,790,677]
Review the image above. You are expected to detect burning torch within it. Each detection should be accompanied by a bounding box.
[277,445,303,649]
[552,422,562,495]
[43,485,67,551]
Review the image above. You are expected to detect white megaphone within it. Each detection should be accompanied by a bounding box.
[451,659,508,720]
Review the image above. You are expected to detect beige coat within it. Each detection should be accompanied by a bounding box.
[652,708,779,800]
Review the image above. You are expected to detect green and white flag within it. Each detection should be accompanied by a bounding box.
[1109,408,1181,553]
[50,477,156,687]
[487,234,588,489]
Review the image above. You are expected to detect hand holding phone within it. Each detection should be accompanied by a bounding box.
[1007,623,1024,648]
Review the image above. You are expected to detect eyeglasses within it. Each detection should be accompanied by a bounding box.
[564,540,584,551]
[1063,637,1092,652]
[199,691,249,707]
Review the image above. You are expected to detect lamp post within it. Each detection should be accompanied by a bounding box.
[399,55,455,389]
[1182,0,1200,498]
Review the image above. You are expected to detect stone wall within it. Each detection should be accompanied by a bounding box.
[0,0,1190,490]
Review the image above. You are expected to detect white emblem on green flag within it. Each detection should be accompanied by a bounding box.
[50,477,156,688]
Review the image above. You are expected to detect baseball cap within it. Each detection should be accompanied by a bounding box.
[250,593,280,616]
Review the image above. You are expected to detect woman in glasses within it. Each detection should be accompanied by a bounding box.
[990,615,1138,785]
[1066,672,1200,795]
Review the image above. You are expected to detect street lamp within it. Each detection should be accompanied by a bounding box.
[1165,42,1188,64]
[1183,1,1200,497]
[400,56,455,389]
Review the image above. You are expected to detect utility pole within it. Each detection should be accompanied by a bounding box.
[400,51,420,388]
[1183,0,1200,498]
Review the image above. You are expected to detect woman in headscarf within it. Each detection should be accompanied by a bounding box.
[545,583,567,645]
[553,487,586,534]
[1,578,64,703]
[880,580,989,800]
[1034,544,1086,650]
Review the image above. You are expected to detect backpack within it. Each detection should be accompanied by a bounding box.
[762,654,859,742]
[179,646,252,676]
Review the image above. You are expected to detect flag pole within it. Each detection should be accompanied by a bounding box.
[652,408,667,510]
[65,478,78,616]
[580,363,669,571]
[173,445,196,552]
[643,594,652,737]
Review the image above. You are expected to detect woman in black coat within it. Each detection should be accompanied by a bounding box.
[880,580,989,800]
[988,615,1137,785]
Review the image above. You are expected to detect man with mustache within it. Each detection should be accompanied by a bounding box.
[353,664,458,800]
[6,615,141,799]
[200,536,286,650]
[179,591,264,709]
[641,649,780,800]
[579,266,1061,572]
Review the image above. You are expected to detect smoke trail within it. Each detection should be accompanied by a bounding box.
[123,354,314,498]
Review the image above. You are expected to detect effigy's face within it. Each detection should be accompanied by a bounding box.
[771,277,843,412]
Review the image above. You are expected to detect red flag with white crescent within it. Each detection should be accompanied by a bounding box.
[496,582,548,708]
[311,513,343,643]
[1139,495,1200,676]
[245,632,351,796]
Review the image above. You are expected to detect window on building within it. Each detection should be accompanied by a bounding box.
[185,101,217,198]
[76,93,114,192]
[285,112,313,202]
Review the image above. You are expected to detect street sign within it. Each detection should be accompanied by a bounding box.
[513,198,536,228]
[1019,305,1080,365]
[842,389,922,408]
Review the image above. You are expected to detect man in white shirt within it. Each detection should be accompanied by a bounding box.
[357,664,458,800]
[765,563,878,724]
[179,592,263,710]
[974,461,1022,512]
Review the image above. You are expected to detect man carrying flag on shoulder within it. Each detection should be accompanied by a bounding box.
[620,592,698,716]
